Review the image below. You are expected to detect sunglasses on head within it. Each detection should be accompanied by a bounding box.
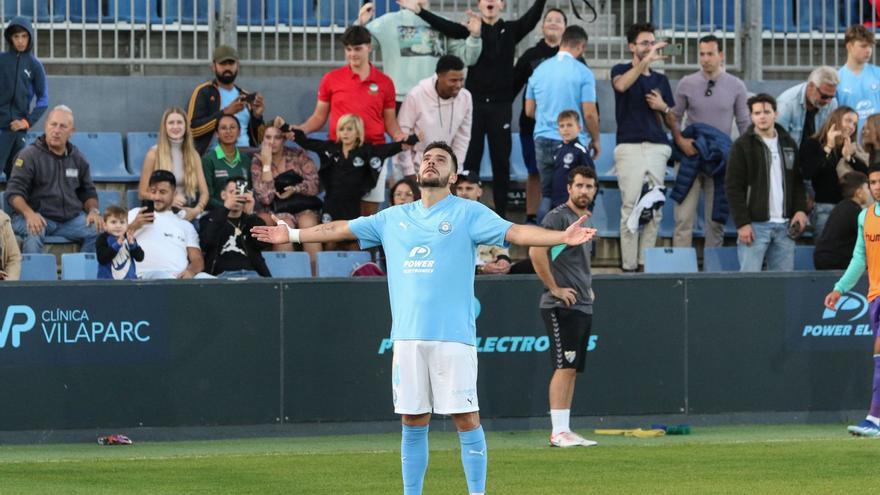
[705,79,716,97]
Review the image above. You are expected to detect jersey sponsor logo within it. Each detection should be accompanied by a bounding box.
[377,335,599,354]
[403,245,435,273]
[438,221,452,235]
[353,157,365,168]
[408,246,431,258]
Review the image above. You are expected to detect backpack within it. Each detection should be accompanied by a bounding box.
[351,261,385,277]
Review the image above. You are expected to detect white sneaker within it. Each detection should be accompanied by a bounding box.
[550,431,596,448]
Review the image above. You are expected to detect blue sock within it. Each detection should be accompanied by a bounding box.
[401,425,429,495]
[459,426,487,494]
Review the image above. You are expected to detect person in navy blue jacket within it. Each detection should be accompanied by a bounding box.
[550,110,595,210]
[0,17,48,179]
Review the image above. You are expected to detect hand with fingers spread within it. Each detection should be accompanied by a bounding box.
[825,123,842,150]
[251,215,292,244]
[465,9,482,37]
[562,215,597,246]
[358,2,375,25]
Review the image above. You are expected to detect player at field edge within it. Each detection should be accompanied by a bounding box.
[252,140,596,494]
[824,164,880,437]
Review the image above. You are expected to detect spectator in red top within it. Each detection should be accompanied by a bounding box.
[296,25,406,216]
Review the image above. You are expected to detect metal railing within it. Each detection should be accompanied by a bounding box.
[0,1,878,77]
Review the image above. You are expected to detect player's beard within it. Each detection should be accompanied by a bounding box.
[418,171,451,188]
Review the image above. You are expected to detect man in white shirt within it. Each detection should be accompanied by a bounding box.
[725,94,808,272]
[128,170,210,279]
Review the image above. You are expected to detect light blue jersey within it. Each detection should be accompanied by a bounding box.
[218,86,251,147]
[837,63,880,131]
[349,195,513,345]
[526,51,596,143]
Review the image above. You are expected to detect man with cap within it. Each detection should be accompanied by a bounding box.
[455,171,511,275]
[187,45,266,155]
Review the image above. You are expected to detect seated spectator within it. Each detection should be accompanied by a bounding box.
[454,172,511,275]
[5,105,102,253]
[199,178,271,278]
[548,110,595,211]
[128,170,211,279]
[0,209,21,280]
[96,205,144,280]
[139,107,210,222]
[293,113,416,224]
[391,177,420,205]
[202,114,252,210]
[187,45,265,155]
[799,106,867,236]
[251,124,321,263]
[396,55,472,178]
[815,172,874,270]
[858,113,880,167]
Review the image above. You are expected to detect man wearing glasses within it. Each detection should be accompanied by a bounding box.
[776,66,840,146]
[669,34,750,249]
[837,24,880,133]
[610,22,687,272]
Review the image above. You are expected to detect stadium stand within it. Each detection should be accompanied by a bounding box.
[702,246,740,272]
[19,253,57,281]
[262,251,312,278]
[315,250,371,277]
[60,252,98,280]
[644,247,699,273]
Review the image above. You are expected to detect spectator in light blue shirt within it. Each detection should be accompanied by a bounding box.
[776,66,839,146]
[837,25,880,133]
[525,25,599,220]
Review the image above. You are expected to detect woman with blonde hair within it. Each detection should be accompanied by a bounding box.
[859,113,880,167]
[138,107,209,221]
[800,105,868,235]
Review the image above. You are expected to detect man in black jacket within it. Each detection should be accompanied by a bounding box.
[5,106,102,253]
[725,94,809,272]
[398,0,549,218]
[199,178,271,278]
[187,45,265,155]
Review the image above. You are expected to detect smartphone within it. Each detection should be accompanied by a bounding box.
[141,199,155,213]
[659,42,684,57]
[241,93,257,103]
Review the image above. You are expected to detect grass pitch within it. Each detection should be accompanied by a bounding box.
[0,424,876,494]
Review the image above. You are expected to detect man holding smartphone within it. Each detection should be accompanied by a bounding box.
[187,45,265,155]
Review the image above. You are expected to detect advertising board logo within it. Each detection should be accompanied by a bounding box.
[822,291,868,322]
[0,305,36,349]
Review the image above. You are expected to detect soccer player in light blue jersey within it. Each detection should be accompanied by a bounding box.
[253,141,596,495]
[837,25,880,133]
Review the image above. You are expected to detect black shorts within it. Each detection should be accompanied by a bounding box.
[541,307,592,373]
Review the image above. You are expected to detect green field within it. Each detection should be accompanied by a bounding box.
[0,424,877,494]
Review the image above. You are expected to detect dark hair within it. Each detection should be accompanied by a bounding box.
[568,165,597,185]
[455,170,481,186]
[423,141,458,171]
[747,93,777,113]
[698,34,722,52]
[845,24,876,45]
[217,113,240,130]
[868,164,880,177]
[561,25,588,47]
[341,25,372,46]
[436,54,465,74]
[841,172,869,199]
[557,109,581,124]
[103,205,127,221]
[626,22,655,44]
[544,8,567,25]
[6,25,27,37]
[149,169,177,188]
[391,177,421,202]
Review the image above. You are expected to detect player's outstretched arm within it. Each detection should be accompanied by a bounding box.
[251,216,357,244]
[506,216,596,247]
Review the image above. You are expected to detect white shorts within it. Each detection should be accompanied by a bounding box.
[391,340,479,415]
[361,159,389,203]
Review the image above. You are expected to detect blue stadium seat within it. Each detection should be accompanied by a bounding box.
[69,133,136,182]
[97,190,123,212]
[589,187,621,238]
[61,253,98,280]
[644,247,698,273]
[320,0,360,26]
[659,193,675,237]
[651,0,708,30]
[270,0,318,25]
[703,246,740,272]
[371,0,400,16]
[595,133,616,180]
[126,132,158,177]
[315,251,372,277]
[238,0,269,24]
[262,251,312,278]
[702,0,742,30]
[4,1,67,21]
[68,0,153,22]
[478,134,529,182]
[795,245,816,271]
[126,189,142,210]
[20,254,57,281]
[157,0,215,24]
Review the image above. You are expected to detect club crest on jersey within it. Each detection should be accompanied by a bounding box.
[564,351,576,363]
[370,157,382,169]
[563,153,574,165]
[368,83,380,94]
[438,221,452,235]
[353,157,365,168]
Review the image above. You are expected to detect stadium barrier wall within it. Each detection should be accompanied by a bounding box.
[0,273,871,431]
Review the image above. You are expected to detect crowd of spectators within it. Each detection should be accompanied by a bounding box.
[6,6,880,280]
